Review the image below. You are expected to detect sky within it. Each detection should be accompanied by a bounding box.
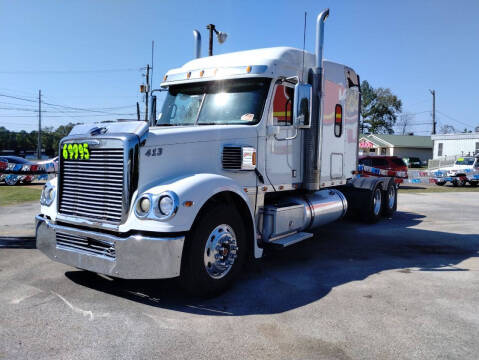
[0,0,478,134]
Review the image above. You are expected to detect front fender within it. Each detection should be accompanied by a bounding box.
[121,173,254,233]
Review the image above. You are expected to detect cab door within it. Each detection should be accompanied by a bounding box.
[265,82,302,188]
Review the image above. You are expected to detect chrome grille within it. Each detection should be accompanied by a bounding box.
[222,146,242,170]
[59,145,125,224]
[56,231,116,259]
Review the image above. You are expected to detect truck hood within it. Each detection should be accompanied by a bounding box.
[145,125,257,147]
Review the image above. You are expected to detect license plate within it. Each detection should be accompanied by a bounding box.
[62,142,90,161]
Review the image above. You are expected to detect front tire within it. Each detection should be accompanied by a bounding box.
[436,181,446,186]
[180,204,247,297]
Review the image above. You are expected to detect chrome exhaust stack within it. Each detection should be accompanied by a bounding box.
[303,8,329,191]
[193,29,201,58]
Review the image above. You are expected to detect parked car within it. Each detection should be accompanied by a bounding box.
[358,156,408,185]
[402,157,422,168]
[0,156,37,185]
[434,156,479,187]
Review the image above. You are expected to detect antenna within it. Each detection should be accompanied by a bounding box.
[301,11,307,82]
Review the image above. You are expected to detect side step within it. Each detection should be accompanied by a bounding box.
[267,232,314,249]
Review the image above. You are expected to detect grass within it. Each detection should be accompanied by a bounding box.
[399,184,479,193]
[0,184,42,206]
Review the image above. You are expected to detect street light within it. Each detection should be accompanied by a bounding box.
[206,24,228,56]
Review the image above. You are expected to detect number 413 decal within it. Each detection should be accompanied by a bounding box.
[62,143,90,160]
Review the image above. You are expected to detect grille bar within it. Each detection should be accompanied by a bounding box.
[56,231,116,259]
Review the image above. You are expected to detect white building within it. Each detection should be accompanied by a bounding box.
[431,132,479,159]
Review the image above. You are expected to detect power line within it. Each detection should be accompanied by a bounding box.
[0,113,135,118]
[436,110,473,128]
[0,68,141,74]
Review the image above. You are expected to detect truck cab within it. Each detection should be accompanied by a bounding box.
[36,10,396,295]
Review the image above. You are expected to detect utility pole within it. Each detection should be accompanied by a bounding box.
[37,90,42,159]
[429,89,436,135]
[136,102,140,121]
[145,64,150,122]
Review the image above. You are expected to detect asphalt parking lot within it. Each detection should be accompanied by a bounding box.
[1,192,478,360]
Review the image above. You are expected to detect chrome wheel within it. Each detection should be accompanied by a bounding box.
[373,188,382,216]
[5,175,18,186]
[203,224,238,279]
[387,185,396,209]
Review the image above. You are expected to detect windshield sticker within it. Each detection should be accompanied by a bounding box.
[241,113,254,121]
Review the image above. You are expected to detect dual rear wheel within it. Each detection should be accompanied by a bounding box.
[362,180,397,223]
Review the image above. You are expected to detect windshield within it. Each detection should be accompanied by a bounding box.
[157,78,271,126]
[455,157,474,165]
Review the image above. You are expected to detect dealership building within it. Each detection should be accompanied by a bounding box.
[359,134,433,162]
[431,132,479,159]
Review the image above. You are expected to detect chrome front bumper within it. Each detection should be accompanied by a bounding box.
[36,215,185,279]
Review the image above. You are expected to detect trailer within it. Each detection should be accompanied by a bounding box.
[36,9,396,296]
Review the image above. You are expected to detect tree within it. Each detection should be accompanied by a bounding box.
[360,80,402,134]
[439,124,455,134]
[0,122,77,156]
[396,112,415,135]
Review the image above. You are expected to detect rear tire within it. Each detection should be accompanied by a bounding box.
[362,184,383,224]
[470,181,478,187]
[382,180,397,217]
[180,204,247,297]
[436,181,446,186]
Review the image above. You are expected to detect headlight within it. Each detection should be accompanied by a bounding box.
[159,195,174,216]
[156,191,179,219]
[134,194,152,218]
[40,183,55,206]
[134,191,179,220]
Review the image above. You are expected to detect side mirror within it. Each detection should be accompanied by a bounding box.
[293,83,312,128]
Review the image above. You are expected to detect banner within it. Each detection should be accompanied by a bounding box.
[0,158,57,184]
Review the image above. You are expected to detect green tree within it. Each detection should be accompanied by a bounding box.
[360,80,402,134]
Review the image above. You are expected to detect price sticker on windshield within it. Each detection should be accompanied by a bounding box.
[62,143,90,161]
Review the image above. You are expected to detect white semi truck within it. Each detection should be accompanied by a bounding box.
[36,9,397,295]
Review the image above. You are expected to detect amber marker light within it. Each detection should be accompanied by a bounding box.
[200,70,205,77]
[183,201,194,207]
[186,72,191,79]
[163,75,168,81]
[246,65,252,73]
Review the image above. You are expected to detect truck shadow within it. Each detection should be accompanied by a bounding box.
[65,211,479,316]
